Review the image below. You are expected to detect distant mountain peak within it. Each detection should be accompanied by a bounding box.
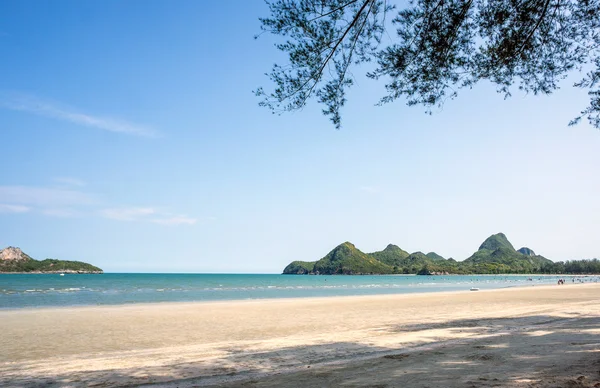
[333,241,356,251]
[369,244,410,268]
[426,252,446,261]
[478,233,515,252]
[0,246,29,261]
[308,241,393,275]
[518,247,536,256]
[383,243,405,252]
[327,242,358,259]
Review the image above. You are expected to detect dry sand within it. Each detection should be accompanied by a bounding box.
[1,284,600,387]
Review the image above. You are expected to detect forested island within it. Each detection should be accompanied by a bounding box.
[0,247,103,274]
[283,233,599,275]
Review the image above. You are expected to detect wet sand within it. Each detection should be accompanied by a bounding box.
[1,283,600,387]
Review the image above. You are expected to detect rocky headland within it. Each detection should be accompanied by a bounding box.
[0,246,103,273]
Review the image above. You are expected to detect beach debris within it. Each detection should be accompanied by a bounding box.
[467,353,496,361]
[383,354,409,360]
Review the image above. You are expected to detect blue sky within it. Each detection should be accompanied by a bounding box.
[0,1,598,273]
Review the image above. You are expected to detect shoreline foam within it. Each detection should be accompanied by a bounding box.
[2,273,596,310]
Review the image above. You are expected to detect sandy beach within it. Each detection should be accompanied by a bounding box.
[1,283,600,387]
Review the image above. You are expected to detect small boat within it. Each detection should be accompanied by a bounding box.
[470,287,479,291]
[60,273,65,276]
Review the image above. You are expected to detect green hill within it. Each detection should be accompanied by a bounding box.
[0,247,103,274]
[401,251,462,274]
[478,233,515,251]
[280,232,586,275]
[395,252,434,273]
[463,234,552,273]
[369,244,409,267]
[313,242,394,275]
[403,252,432,266]
[425,252,446,261]
[282,260,315,274]
[281,241,457,275]
[518,247,536,256]
[283,242,395,275]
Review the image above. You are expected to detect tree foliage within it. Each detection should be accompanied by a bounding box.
[256,0,600,129]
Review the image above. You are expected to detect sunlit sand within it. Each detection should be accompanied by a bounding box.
[2,283,599,387]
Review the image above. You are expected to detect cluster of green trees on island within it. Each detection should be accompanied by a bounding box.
[0,247,103,273]
[1,258,104,273]
[283,233,600,275]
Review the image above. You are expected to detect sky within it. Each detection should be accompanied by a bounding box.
[0,1,598,273]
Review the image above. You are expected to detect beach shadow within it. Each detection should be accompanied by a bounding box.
[0,341,393,388]
[198,315,600,388]
[3,315,600,387]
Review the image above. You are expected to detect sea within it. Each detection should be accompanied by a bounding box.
[0,273,595,309]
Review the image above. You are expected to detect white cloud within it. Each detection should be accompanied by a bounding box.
[0,204,30,213]
[42,208,80,218]
[0,185,96,207]
[100,207,156,221]
[0,93,159,138]
[0,185,197,226]
[54,177,86,187]
[152,216,197,226]
[100,207,198,226]
[359,186,382,194]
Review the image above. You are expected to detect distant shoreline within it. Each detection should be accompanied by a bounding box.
[0,271,102,274]
[1,272,597,275]
[282,272,599,276]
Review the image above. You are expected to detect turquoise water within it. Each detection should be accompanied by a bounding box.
[0,273,594,309]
